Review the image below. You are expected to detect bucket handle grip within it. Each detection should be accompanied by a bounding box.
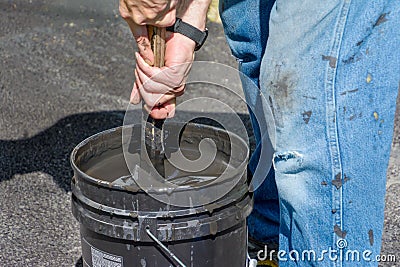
[145,226,187,267]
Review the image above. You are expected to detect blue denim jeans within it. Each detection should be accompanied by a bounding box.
[220,1,400,266]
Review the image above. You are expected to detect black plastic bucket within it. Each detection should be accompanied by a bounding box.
[71,122,252,267]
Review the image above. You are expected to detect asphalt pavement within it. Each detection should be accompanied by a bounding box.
[0,0,399,266]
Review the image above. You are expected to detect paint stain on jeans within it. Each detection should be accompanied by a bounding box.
[344,12,389,64]
[270,74,297,109]
[269,64,298,106]
[332,172,342,189]
[373,111,379,120]
[343,54,362,64]
[374,13,389,27]
[322,55,337,68]
[368,229,374,246]
[271,75,290,98]
[367,73,372,83]
[334,224,347,238]
[303,95,317,100]
[340,88,359,95]
[302,110,312,124]
[268,69,298,128]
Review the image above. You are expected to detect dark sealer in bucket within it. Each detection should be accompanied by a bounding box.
[71,122,252,267]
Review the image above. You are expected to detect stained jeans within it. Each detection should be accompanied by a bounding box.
[220,0,400,266]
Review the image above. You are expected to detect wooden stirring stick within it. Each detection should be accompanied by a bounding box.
[144,26,167,178]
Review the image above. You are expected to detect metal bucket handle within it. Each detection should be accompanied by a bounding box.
[145,226,259,267]
[145,225,186,267]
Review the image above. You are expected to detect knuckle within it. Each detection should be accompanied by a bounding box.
[163,12,176,27]
[145,13,157,21]
[132,16,146,25]
[174,85,186,96]
[119,6,131,19]
[135,36,149,47]
[152,3,169,14]
[171,80,183,88]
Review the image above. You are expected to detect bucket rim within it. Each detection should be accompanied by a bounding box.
[70,122,249,193]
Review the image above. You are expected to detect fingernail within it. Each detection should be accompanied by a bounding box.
[135,52,142,62]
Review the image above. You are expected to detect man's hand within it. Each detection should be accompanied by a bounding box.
[132,31,195,119]
[119,0,178,26]
[120,0,211,119]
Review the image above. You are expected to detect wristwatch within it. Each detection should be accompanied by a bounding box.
[166,18,208,51]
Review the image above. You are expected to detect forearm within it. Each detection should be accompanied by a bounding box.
[177,0,211,31]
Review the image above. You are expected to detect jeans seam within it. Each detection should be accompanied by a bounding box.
[324,1,352,266]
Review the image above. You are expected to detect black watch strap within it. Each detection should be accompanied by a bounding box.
[166,18,208,51]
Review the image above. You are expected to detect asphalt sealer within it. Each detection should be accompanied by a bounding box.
[71,122,256,266]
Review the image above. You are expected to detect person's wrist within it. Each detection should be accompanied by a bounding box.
[173,32,197,52]
[166,18,208,51]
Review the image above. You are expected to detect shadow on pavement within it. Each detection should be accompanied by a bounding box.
[0,111,252,192]
[75,256,83,267]
[0,111,125,191]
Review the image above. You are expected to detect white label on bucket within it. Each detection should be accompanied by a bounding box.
[91,246,123,267]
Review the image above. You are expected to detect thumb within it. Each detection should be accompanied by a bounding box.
[125,20,154,66]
